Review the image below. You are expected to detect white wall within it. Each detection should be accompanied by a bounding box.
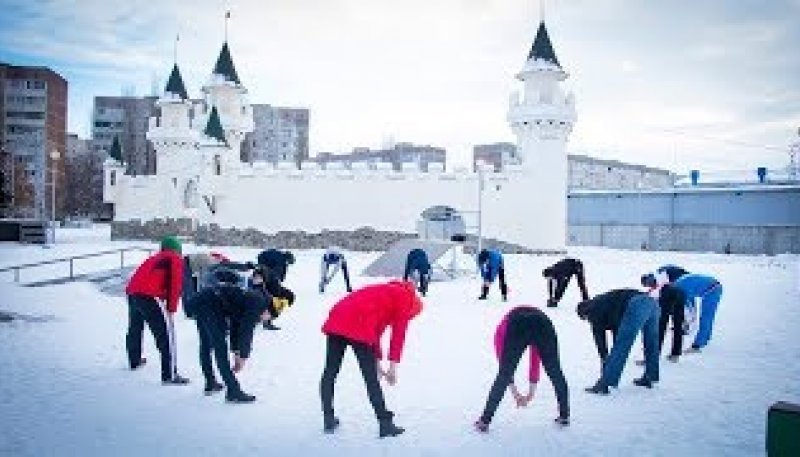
[107,164,567,252]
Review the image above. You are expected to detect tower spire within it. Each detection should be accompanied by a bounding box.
[173,34,179,64]
[224,10,230,42]
[540,0,545,22]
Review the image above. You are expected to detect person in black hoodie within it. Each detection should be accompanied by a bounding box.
[543,258,589,307]
[254,249,296,330]
[577,288,660,394]
[187,280,275,403]
[403,248,432,296]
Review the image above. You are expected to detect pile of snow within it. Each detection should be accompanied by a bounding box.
[0,235,798,455]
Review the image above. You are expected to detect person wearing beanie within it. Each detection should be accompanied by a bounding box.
[474,306,570,433]
[320,281,423,438]
[124,236,188,385]
[254,249,296,330]
[477,249,508,301]
[403,248,432,296]
[542,258,589,307]
[577,288,660,394]
[319,247,353,294]
[186,282,274,403]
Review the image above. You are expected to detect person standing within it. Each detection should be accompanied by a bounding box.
[673,273,723,353]
[188,282,275,403]
[477,248,508,301]
[475,306,570,432]
[124,235,189,385]
[403,248,431,296]
[577,288,660,394]
[319,280,423,438]
[542,258,589,307]
[319,247,353,293]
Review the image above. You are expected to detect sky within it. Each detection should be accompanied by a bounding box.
[1,0,798,174]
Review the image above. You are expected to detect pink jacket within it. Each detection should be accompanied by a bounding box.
[494,306,542,383]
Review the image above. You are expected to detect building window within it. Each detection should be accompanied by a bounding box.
[214,155,221,175]
[110,171,116,186]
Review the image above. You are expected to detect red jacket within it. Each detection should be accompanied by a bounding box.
[125,250,184,313]
[322,281,422,362]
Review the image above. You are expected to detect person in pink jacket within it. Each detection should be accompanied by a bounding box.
[320,280,423,438]
[475,306,570,432]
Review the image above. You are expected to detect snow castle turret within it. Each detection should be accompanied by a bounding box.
[505,20,576,251]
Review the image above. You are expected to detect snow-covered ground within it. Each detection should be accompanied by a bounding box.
[0,226,798,456]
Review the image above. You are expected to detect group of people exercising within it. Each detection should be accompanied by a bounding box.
[123,237,723,438]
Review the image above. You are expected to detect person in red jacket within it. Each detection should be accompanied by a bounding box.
[124,235,189,385]
[319,280,423,438]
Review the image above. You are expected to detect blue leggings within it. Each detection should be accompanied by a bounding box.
[693,285,723,348]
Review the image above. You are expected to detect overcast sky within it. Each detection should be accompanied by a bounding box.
[1,0,798,174]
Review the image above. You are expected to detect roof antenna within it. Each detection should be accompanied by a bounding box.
[224,10,231,42]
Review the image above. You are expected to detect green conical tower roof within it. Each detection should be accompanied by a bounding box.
[204,106,228,145]
[165,63,189,99]
[108,135,124,162]
[527,21,561,68]
[212,42,241,85]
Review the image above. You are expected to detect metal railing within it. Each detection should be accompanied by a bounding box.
[0,246,154,284]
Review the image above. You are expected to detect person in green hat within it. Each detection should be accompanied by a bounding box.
[124,234,189,385]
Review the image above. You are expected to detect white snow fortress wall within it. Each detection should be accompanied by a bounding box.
[104,22,575,254]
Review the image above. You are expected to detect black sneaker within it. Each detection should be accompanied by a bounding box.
[379,413,405,438]
[585,383,609,395]
[130,358,147,370]
[323,416,340,434]
[555,416,570,426]
[263,321,281,331]
[226,390,256,403]
[163,374,190,386]
[204,381,224,395]
[547,299,557,308]
[633,377,653,389]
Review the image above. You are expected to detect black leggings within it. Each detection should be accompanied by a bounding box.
[320,334,391,421]
[126,294,173,381]
[196,316,242,394]
[480,308,569,423]
[549,269,589,304]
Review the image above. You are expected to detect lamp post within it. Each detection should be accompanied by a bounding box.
[49,149,60,244]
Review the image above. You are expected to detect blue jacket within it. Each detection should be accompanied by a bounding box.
[406,248,431,274]
[674,274,720,302]
[478,249,504,282]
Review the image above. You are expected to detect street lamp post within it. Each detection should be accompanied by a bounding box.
[49,149,60,244]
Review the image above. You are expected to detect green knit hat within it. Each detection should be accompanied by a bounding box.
[160,235,182,254]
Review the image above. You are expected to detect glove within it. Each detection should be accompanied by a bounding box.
[273,297,291,314]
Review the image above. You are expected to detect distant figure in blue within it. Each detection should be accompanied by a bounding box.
[320,247,353,294]
[673,274,723,353]
[477,249,508,301]
[403,248,431,296]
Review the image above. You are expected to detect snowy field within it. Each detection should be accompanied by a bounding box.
[1,226,798,456]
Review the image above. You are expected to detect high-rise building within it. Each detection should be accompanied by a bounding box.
[0,62,67,218]
[314,142,446,171]
[241,104,309,165]
[66,133,92,159]
[473,142,518,171]
[91,96,158,175]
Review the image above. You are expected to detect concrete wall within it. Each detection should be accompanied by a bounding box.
[568,186,800,254]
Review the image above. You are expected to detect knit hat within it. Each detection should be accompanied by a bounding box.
[160,235,182,254]
[641,273,657,289]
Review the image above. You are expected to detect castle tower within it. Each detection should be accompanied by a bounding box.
[201,42,254,157]
[505,20,576,251]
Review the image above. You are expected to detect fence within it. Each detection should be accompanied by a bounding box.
[0,247,154,284]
